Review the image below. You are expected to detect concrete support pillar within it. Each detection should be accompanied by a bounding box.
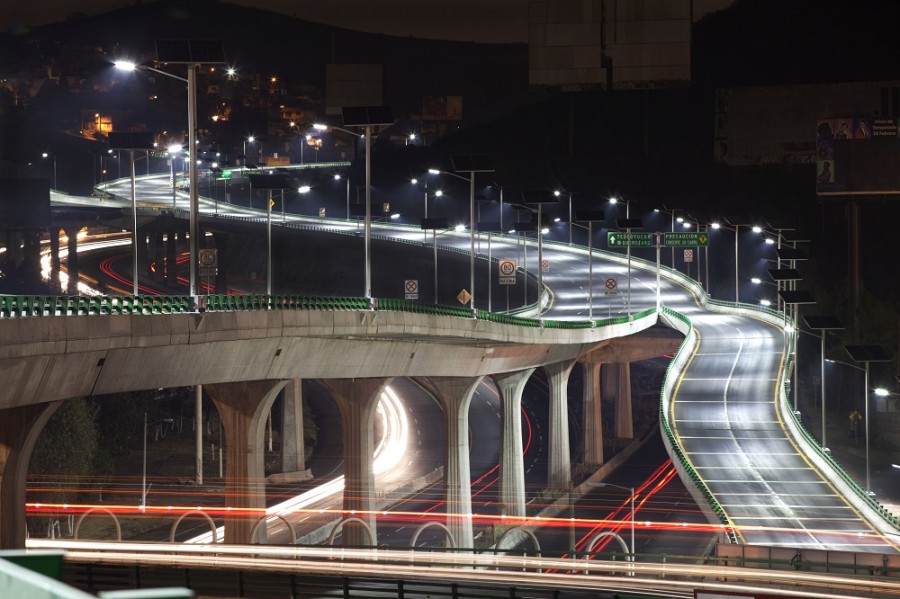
[492,369,534,518]
[21,231,40,285]
[545,360,577,490]
[421,377,482,550]
[49,229,61,292]
[0,401,61,549]
[582,360,604,466]
[613,363,634,439]
[281,378,306,473]
[205,379,288,544]
[320,378,390,547]
[64,227,79,295]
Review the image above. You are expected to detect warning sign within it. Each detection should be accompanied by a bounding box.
[498,259,516,285]
[405,279,419,300]
[457,289,471,305]
[604,277,618,295]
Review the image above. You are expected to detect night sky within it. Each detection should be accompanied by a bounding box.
[1,0,735,43]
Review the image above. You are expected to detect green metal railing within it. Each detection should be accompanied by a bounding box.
[0,294,659,335]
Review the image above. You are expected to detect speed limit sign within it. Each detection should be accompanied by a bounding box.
[198,249,217,267]
[498,259,516,285]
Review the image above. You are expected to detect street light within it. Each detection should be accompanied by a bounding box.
[805,316,844,452]
[243,136,255,166]
[554,189,573,245]
[115,43,224,301]
[843,345,892,494]
[610,197,641,317]
[167,144,182,209]
[587,481,635,560]
[575,210,605,321]
[41,152,57,190]
[316,106,393,304]
[710,221,762,303]
[430,157,494,314]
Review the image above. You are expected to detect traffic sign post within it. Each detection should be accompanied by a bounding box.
[404,279,419,300]
[607,232,654,247]
[498,259,516,285]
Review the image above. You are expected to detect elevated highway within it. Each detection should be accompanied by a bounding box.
[3,171,897,565]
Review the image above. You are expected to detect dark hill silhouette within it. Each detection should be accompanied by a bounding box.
[0,0,529,125]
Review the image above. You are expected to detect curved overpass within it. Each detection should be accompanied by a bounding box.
[14,173,899,559]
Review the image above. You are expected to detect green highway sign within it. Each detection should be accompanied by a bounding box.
[663,232,709,247]
[607,232,654,247]
[221,170,234,179]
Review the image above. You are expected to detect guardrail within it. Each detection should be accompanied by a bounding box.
[0,293,657,334]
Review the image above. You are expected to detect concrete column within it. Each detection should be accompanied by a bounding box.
[64,227,79,295]
[492,369,534,518]
[0,401,61,549]
[320,378,390,547]
[281,378,306,473]
[544,360,577,490]
[205,379,288,544]
[582,360,604,466]
[613,362,634,439]
[421,377,483,550]
[49,229,61,292]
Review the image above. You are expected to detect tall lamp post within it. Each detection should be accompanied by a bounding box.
[804,316,843,451]
[430,156,494,314]
[554,189,574,245]
[710,221,762,303]
[610,198,642,317]
[316,106,393,304]
[588,481,635,560]
[115,41,225,300]
[843,345,892,494]
[41,152,57,190]
[575,210,605,321]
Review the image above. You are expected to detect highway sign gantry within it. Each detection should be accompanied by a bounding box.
[607,232,654,247]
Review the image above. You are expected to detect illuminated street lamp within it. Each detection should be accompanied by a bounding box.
[843,345,893,494]
[115,41,224,300]
[243,135,255,165]
[316,106,393,304]
[167,144,182,209]
[710,221,762,303]
[41,152,57,190]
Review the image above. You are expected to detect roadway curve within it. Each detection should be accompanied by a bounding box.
[87,174,900,554]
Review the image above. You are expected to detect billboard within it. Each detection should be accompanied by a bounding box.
[325,64,384,116]
[816,117,900,197]
[528,0,691,90]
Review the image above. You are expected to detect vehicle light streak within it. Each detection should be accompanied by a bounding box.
[28,539,900,598]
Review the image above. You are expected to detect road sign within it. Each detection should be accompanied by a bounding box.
[541,258,550,273]
[604,277,618,295]
[404,279,419,300]
[684,249,694,263]
[221,169,233,179]
[198,249,217,268]
[457,289,471,305]
[319,207,326,217]
[498,259,516,285]
[607,232,654,247]
[662,232,709,247]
